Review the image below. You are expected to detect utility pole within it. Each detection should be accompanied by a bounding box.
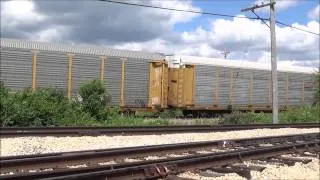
[241,0,278,124]
[221,49,230,59]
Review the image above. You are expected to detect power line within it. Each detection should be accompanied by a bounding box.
[99,0,320,36]
[252,12,319,37]
[251,10,270,29]
[99,0,263,20]
[276,21,319,36]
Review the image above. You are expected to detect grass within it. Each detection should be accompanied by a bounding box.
[221,105,320,125]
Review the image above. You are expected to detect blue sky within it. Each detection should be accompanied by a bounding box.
[174,0,319,32]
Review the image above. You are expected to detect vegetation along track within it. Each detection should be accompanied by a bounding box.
[1,123,319,137]
[1,133,319,179]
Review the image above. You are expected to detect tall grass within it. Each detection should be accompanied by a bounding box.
[222,105,319,125]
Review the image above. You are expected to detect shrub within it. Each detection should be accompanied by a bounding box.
[57,102,99,126]
[159,109,183,118]
[222,111,271,125]
[0,81,9,96]
[1,82,14,126]
[78,80,111,121]
[279,106,320,123]
[1,80,115,127]
[315,73,320,105]
[0,88,69,127]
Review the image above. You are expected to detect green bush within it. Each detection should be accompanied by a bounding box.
[222,111,271,125]
[58,103,99,126]
[0,81,9,96]
[78,80,111,121]
[315,73,320,105]
[0,80,112,127]
[159,109,183,118]
[1,88,69,127]
[1,82,13,126]
[279,105,320,123]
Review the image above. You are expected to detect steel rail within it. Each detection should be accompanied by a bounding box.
[2,139,319,180]
[0,133,318,179]
[1,123,319,137]
[50,141,320,180]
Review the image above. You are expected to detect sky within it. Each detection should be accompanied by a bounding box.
[1,0,319,68]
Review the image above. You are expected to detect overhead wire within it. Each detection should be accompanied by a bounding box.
[100,0,320,36]
[99,0,264,20]
[251,10,270,29]
[275,21,319,36]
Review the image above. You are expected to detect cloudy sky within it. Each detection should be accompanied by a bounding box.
[1,0,319,68]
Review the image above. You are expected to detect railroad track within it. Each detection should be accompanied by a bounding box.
[1,133,319,180]
[1,123,319,137]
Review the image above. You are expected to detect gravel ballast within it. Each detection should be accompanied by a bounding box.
[0,128,318,156]
[178,157,320,180]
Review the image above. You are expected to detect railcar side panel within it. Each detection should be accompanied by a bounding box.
[195,65,214,106]
[168,66,194,108]
[0,48,33,91]
[124,58,150,107]
[37,52,69,94]
[252,70,270,106]
[186,64,315,111]
[72,54,100,96]
[148,61,168,108]
[232,68,251,106]
[105,57,122,106]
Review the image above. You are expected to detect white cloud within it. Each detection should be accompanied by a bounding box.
[32,26,69,42]
[113,38,170,53]
[308,5,319,20]
[1,0,46,28]
[210,16,270,50]
[254,0,299,13]
[1,0,318,68]
[150,0,200,25]
[181,27,209,43]
[1,0,201,43]
[113,15,319,68]
[128,16,319,67]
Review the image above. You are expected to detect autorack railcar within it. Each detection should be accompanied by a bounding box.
[0,38,317,115]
